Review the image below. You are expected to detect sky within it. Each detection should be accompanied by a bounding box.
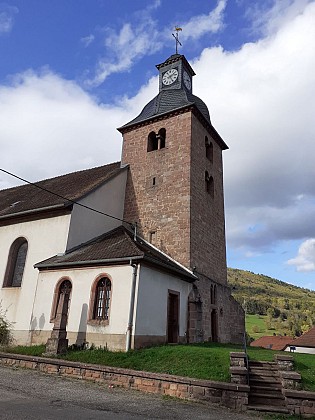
[0,0,315,290]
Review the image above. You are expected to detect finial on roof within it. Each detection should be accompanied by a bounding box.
[172,26,182,54]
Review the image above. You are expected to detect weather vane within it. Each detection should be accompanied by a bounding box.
[172,26,182,54]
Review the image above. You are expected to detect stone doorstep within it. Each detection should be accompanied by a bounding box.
[0,352,250,392]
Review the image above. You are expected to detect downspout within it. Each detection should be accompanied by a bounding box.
[126,261,138,352]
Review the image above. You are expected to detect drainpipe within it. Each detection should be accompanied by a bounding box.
[126,261,138,352]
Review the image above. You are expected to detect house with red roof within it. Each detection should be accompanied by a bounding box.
[250,335,293,351]
[285,327,315,354]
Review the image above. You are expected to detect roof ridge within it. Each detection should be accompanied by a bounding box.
[1,161,121,193]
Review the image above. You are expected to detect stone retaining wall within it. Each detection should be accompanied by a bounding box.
[0,352,249,411]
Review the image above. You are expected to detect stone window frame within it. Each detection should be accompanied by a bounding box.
[147,128,166,152]
[205,136,213,163]
[87,274,113,326]
[50,277,73,322]
[3,237,28,288]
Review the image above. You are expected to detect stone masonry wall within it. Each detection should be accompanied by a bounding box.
[190,113,227,284]
[122,113,192,269]
[0,352,249,411]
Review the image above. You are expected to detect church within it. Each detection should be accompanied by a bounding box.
[0,53,244,351]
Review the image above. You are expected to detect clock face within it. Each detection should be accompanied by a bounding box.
[162,68,178,86]
[183,71,191,90]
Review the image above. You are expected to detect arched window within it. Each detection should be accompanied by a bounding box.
[147,129,166,152]
[93,277,112,321]
[147,131,158,152]
[3,237,28,287]
[50,278,72,321]
[205,172,214,198]
[205,136,213,163]
[157,128,166,149]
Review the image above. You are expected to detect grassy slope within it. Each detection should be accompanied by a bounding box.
[246,314,283,338]
[228,268,315,301]
[4,343,315,391]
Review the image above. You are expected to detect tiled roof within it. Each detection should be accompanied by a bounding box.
[250,335,293,351]
[119,89,211,131]
[291,327,315,347]
[0,162,123,219]
[35,226,196,282]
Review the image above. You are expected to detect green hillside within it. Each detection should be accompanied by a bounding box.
[227,268,315,338]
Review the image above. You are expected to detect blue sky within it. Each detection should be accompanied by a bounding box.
[1,0,315,290]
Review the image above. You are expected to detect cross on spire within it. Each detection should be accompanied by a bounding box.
[172,27,182,54]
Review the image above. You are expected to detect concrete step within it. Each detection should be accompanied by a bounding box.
[250,369,279,377]
[249,396,284,406]
[250,384,282,393]
[247,404,289,414]
[250,378,282,386]
[249,361,277,367]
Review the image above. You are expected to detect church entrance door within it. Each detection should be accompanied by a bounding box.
[167,291,179,343]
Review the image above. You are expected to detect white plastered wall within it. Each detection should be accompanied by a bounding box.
[0,214,71,344]
[285,346,315,354]
[32,265,133,348]
[134,265,192,337]
[66,169,127,251]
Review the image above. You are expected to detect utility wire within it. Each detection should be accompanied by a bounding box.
[0,168,133,227]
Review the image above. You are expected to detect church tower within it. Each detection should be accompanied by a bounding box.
[118,54,228,285]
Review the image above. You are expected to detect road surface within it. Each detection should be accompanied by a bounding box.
[0,365,262,419]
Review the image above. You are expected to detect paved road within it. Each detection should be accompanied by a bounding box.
[0,366,262,419]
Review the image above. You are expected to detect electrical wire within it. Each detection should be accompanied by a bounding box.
[0,168,134,227]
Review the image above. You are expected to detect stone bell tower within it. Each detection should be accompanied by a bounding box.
[118,54,228,285]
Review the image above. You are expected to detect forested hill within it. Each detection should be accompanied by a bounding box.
[227,268,315,336]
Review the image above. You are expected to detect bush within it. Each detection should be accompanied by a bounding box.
[0,305,13,346]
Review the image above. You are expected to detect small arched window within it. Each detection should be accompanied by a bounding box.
[93,277,112,321]
[3,237,28,287]
[147,129,166,152]
[147,131,158,152]
[158,128,166,149]
[205,172,214,198]
[50,278,72,321]
[205,136,213,163]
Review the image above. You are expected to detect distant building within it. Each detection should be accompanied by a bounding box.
[250,335,293,351]
[0,54,244,351]
[285,326,315,354]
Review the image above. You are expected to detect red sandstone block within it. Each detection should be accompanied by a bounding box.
[170,384,178,391]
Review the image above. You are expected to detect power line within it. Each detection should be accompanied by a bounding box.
[0,168,133,227]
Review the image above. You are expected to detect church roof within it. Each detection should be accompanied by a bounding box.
[0,162,123,222]
[118,89,211,132]
[35,225,196,282]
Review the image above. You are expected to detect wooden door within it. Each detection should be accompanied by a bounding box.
[167,292,179,343]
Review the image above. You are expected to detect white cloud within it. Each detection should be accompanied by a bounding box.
[287,239,315,272]
[0,4,18,34]
[0,69,128,189]
[191,1,315,254]
[86,0,227,86]
[81,34,95,47]
[246,0,312,36]
[180,0,227,41]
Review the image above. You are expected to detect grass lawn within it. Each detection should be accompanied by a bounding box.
[246,314,282,339]
[3,342,315,391]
